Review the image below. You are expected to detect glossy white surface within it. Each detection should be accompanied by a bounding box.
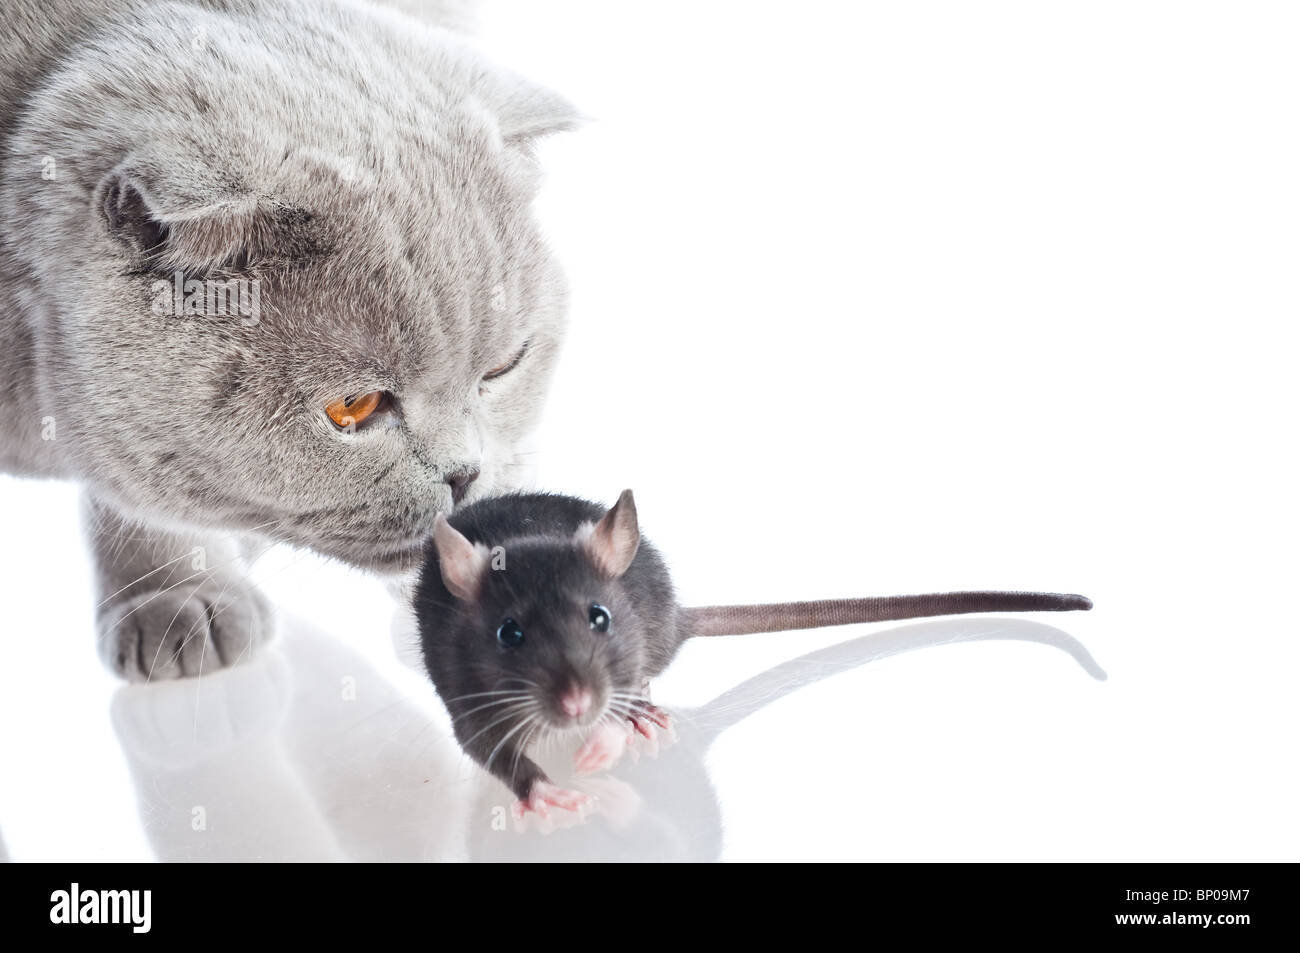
[1,1,1297,861]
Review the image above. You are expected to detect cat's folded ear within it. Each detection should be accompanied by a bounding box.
[96,161,271,274]
[476,69,583,144]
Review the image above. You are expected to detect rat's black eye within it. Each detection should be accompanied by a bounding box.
[497,618,524,647]
[589,604,611,633]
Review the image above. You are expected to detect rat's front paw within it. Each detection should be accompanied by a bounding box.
[625,704,676,760]
[512,781,595,833]
[574,719,634,775]
[98,579,274,682]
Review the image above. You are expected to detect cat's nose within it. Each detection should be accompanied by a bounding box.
[446,467,479,504]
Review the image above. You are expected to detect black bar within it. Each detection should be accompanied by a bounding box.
[0,862,1285,940]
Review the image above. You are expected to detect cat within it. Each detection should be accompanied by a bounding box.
[0,0,577,681]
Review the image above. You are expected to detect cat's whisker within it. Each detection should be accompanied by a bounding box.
[191,615,211,736]
[94,551,193,610]
[93,513,295,569]
[148,577,213,682]
[103,547,267,644]
[144,532,312,683]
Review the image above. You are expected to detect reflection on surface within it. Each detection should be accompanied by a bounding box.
[110,616,1105,861]
[112,619,475,861]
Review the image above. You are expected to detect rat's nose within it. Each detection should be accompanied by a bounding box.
[560,687,592,719]
[446,468,480,505]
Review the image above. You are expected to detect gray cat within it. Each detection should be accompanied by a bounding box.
[0,0,577,681]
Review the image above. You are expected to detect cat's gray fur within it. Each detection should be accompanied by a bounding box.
[0,0,577,680]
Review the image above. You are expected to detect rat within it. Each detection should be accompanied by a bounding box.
[413,490,1092,822]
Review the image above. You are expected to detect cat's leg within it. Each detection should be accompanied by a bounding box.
[85,494,274,682]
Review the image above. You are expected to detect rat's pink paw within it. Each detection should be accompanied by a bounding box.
[626,705,676,761]
[512,781,594,833]
[631,703,671,735]
[574,720,633,775]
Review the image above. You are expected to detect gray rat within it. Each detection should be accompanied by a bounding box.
[414,490,1092,822]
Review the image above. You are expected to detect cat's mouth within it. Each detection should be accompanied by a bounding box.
[274,476,489,573]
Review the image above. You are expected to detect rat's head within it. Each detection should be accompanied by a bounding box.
[2,3,575,572]
[424,491,647,730]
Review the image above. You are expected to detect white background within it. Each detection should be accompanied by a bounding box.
[1,1,1296,861]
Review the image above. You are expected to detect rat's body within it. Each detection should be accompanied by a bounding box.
[414,490,1091,821]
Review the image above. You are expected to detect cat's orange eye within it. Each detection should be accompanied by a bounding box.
[325,391,384,429]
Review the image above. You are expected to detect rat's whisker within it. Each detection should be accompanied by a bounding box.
[449,695,534,722]
[441,689,532,705]
[495,676,542,691]
[459,703,537,749]
[484,707,539,774]
[511,716,542,783]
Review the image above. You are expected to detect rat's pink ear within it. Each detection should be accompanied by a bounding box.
[434,514,489,602]
[582,489,640,579]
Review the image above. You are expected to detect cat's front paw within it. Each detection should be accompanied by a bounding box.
[98,579,274,682]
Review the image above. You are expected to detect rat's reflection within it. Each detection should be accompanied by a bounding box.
[111,615,1105,861]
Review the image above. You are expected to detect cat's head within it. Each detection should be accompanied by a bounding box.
[4,3,580,573]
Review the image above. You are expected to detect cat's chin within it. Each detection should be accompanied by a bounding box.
[359,542,432,577]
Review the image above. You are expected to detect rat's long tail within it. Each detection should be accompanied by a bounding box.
[682,591,1092,637]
